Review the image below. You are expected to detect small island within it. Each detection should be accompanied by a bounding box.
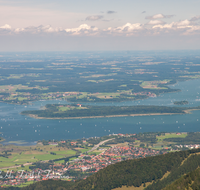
[21,104,191,119]
[174,100,189,105]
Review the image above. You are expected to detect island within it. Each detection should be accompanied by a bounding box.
[21,103,193,119]
[174,100,189,105]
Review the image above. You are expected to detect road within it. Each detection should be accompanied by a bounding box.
[87,138,114,153]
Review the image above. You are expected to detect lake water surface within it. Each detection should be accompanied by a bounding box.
[0,79,200,145]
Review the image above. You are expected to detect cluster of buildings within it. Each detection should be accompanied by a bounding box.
[0,146,162,187]
[66,146,162,174]
[174,144,200,149]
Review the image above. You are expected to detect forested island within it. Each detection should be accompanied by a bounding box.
[21,104,195,119]
[174,100,189,105]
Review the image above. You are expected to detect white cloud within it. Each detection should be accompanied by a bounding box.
[0,24,12,34]
[151,19,200,36]
[147,20,166,25]
[184,25,200,35]
[176,20,192,29]
[152,20,191,30]
[106,23,144,36]
[146,14,174,20]
[0,18,200,37]
[117,23,143,31]
[152,23,175,29]
[14,25,63,34]
[0,24,11,29]
[65,24,98,35]
[85,15,104,21]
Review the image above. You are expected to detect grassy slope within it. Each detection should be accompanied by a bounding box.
[163,167,200,190]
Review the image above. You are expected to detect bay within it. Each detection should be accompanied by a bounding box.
[0,79,200,145]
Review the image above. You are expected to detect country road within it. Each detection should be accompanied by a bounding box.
[87,138,114,153]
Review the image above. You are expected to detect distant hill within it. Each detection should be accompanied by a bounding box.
[5,148,200,190]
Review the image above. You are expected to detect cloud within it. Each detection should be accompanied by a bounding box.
[0,24,12,34]
[0,24,65,35]
[146,14,174,20]
[65,24,98,35]
[102,19,114,22]
[16,25,63,34]
[152,20,191,29]
[106,23,143,35]
[1,18,200,37]
[107,11,116,14]
[142,11,146,14]
[190,16,200,21]
[184,25,200,35]
[146,20,166,25]
[0,24,11,29]
[85,15,104,21]
[0,24,99,36]
[176,19,191,28]
[151,19,200,35]
[152,23,175,29]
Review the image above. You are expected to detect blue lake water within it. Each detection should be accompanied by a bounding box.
[0,79,200,145]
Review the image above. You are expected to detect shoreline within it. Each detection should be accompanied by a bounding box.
[27,111,190,120]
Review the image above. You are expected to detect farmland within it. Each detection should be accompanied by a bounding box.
[1,51,200,105]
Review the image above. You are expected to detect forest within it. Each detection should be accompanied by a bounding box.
[21,104,187,118]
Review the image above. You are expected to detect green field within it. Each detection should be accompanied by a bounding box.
[157,133,187,141]
[0,145,77,169]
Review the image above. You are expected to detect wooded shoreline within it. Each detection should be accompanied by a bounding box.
[27,111,190,120]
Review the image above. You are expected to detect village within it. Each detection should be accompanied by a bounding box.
[0,145,164,187]
[1,131,200,187]
[0,133,200,187]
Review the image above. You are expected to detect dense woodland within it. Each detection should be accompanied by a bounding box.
[163,167,200,190]
[21,104,186,118]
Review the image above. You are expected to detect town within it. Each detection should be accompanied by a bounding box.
[1,132,200,187]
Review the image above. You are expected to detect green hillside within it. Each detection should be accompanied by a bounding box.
[163,167,200,190]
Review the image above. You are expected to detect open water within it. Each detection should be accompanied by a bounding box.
[0,79,200,145]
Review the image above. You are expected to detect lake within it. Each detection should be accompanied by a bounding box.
[0,79,200,145]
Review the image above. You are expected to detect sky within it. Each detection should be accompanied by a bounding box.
[0,0,200,51]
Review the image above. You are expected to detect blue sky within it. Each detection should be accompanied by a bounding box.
[0,0,200,51]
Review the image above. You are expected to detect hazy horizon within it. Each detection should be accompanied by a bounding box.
[1,0,200,51]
